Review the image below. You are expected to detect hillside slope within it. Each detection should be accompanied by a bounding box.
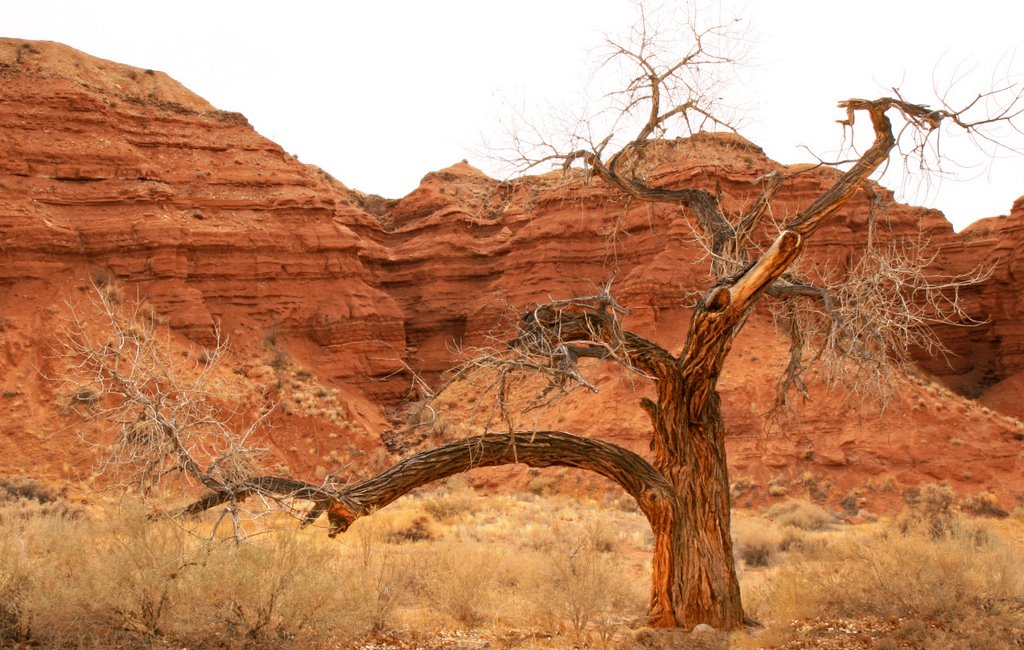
[1,39,1022,510]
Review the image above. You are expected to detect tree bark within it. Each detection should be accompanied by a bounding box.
[647,391,740,629]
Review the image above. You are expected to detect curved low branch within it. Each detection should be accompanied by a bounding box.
[174,431,676,538]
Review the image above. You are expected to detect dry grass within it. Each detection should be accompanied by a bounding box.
[741,513,1024,649]
[765,497,836,530]
[731,516,785,567]
[2,483,1023,648]
[0,499,397,648]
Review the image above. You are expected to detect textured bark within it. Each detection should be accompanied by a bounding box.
[582,101,904,628]
[647,394,740,629]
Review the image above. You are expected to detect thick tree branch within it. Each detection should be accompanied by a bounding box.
[785,98,900,236]
[515,302,680,382]
[175,431,676,539]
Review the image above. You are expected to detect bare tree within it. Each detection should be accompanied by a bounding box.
[65,3,1022,632]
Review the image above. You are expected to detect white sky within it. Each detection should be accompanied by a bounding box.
[5,1,1023,230]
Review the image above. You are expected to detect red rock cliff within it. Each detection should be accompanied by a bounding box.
[1,40,1022,510]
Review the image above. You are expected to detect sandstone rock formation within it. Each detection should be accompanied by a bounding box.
[1,39,1022,511]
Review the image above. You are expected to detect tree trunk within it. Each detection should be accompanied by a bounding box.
[647,390,741,629]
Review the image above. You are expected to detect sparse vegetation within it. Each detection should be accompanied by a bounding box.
[731,517,784,567]
[766,498,835,530]
[1,487,1022,648]
[749,515,1024,649]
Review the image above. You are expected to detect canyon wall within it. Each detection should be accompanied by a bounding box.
[1,39,1022,509]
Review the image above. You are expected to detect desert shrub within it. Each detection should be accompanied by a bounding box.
[730,476,757,500]
[384,514,435,543]
[0,540,30,643]
[0,485,81,523]
[0,477,56,503]
[180,534,374,648]
[528,523,646,645]
[421,490,477,523]
[960,491,1010,518]
[82,507,196,642]
[731,517,783,567]
[763,520,1024,646]
[0,502,108,646]
[766,498,835,530]
[900,483,957,538]
[584,516,623,553]
[425,544,497,626]
[0,500,403,648]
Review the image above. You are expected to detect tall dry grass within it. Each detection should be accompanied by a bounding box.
[736,497,1024,649]
[3,483,1023,649]
[0,498,404,648]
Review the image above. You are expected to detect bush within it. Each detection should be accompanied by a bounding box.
[0,477,57,504]
[384,514,435,543]
[426,545,497,626]
[421,491,477,523]
[762,519,1024,647]
[961,491,1010,518]
[0,501,400,648]
[731,517,783,567]
[766,499,835,530]
[529,523,645,645]
[900,483,956,538]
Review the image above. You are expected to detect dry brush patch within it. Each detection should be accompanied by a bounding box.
[5,482,1024,649]
[0,497,404,649]
[739,515,1024,649]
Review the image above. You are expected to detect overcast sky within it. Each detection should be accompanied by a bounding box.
[6,1,1023,230]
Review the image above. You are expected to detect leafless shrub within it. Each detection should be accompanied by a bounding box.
[383,515,435,543]
[766,499,835,531]
[960,491,1010,518]
[0,552,28,644]
[763,520,1024,646]
[900,483,957,538]
[0,500,399,648]
[531,522,644,645]
[0,477,56,504]
[421,491,477,523]
[426,546,497,626]
[731,518,783,567]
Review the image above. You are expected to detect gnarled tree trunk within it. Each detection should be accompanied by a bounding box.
[647,393,740,628]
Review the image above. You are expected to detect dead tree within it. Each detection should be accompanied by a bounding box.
[173,110,1020,632]
[71,4,1022,631]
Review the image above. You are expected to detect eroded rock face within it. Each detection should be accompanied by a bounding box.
[937,195,1024,397]
[1,39,1022,509]
[0,39,406,480]
[0,39,406,389]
